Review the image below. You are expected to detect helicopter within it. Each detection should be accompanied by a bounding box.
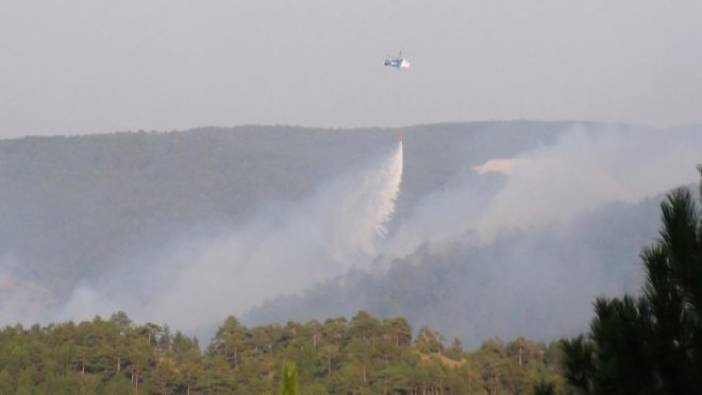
[384,51,411,69]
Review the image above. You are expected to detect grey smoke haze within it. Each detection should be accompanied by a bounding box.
[248,127,702,345]
[385,128,702,256]
[1,1,702,137]
[56,142,403,331]
[1,122,701,348]
[1,122,557,308]
[249,196,663,347]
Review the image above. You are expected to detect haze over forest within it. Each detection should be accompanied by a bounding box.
[3,2,702,393]
[2,121,701,346]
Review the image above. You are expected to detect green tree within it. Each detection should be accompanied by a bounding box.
[102,374,132,395]
[0,369,15,394]
[15,367,36,395]
[415,326,444,354]
[532,380,556,395]
[560,335,594,394]
[445,337,464,360]
[562,167,702,394]
[209,316,248,370]
[279,361,300,395]
[172,332,202,395]
[0,309,567,394]
[152,357,178,395]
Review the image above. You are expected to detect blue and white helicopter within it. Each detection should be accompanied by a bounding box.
[384,51,411,69]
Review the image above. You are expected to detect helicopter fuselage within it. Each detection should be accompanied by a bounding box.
[384,58,411,69]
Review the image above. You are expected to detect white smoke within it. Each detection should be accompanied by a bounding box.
[7,124,702,345]
[384,127,702,257]
[58,142,403,331]
[246,126,702,346]
[476,128,700,240]
[0,254,56,325]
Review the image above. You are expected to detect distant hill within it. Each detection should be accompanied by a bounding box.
[2,121,701,348]
[0,122,563,299]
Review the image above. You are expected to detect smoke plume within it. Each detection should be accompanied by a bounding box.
[58,142,403,331]
[4,123,702,349]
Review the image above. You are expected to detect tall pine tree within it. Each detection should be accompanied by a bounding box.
[562,166,702,394]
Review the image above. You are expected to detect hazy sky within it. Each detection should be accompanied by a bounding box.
[1,0,700,137]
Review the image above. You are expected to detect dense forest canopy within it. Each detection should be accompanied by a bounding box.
[0,311,565,394]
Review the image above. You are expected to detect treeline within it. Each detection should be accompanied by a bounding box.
[0,311,565,394]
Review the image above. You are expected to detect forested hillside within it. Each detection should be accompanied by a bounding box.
[0,122,561,301]
[247,195,663,345]
[3,122,701,349]
[0,311,565,394]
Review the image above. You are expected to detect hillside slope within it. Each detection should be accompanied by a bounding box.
[3,121,701,346]
[0,122,562,298]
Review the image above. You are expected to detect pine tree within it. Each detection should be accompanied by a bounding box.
[562,166,702,394]
[280,361,300,395]
[532,380,556,395]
